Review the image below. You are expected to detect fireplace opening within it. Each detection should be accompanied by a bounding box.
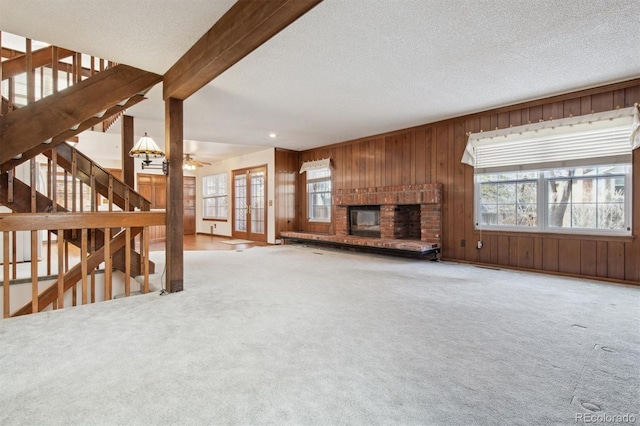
[349,205,380,238]
[394,204,421,240]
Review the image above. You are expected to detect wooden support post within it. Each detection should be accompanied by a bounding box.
[165,97,184,292]
[3,231,10,318]
[81,228,88,304]
[122,115,135,188]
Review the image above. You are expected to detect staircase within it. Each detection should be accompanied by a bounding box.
[0,32,164,317]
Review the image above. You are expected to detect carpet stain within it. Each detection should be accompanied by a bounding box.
[572,324,587,329]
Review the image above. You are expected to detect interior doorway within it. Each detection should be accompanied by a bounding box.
[232,165,267,242]
[136,173,196,240]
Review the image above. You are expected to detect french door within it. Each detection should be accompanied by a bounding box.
[232,166,267,242]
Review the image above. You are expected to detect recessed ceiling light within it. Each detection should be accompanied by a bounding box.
[269,133,277,138]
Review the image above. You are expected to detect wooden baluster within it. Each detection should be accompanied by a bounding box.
[63,169,68,215]
[57,227,64,309]
[8,48,15,108]
[7,169,13,203]
[72,272,77,306]
[7,170,16,279]
[26,39,34,104]
[124,187,131,297]
[76,52,82,83]
[104,227,111,300]
[11,231,16,280]
[108,175,113,211]
[30,159,38,313]
[71,152,76,212]
[0,32,3,106]
[90,163,96,212]
[90,228,96,303]
[3,231,10,318]
[81,228,88,304]
[100,58,105,72]
[141,227,150,294]
[39,67,44,100]
[52,46,59,93]
[90,56,95,76]
[46,159,52,275]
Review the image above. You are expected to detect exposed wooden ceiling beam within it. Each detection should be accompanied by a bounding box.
[163,0,322,100]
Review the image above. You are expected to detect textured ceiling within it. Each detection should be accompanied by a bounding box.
[1,0,639,162]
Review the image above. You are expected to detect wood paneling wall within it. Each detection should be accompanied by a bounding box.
[296,79,640,284]
[274,149,300,239]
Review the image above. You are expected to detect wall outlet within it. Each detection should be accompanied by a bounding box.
[461,239,466,247]
[477,240,483,249]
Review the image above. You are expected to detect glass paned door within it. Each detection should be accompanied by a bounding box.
[234,173,247,234]
[232,166,267,242]
[250,170,265,235]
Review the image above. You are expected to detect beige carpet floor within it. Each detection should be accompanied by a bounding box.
[0,245,638,425]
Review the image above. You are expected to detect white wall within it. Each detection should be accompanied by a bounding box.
[196,148,276,244]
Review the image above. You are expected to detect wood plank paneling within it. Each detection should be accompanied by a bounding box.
[533,237,543,270]
[518,237,534,269]
[558,240,581,275]
[296,79,640,284]
[542,238,559,272]
[497,236,510,266]
[608,242,625,280]
[580,241,597,277]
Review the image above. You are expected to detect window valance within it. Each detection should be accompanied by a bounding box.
[300,158,331,174]
[461,106,640,173]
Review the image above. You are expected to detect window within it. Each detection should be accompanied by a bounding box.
[464,107,638,236]
[307,167,331,222]
[476,165,631,234]
[202,173,228,219]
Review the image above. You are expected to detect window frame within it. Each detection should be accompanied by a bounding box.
[474,165,632,237]
[202,173,228,220]
[306,167,332,223]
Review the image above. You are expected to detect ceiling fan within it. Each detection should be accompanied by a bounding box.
[183,154,211,170]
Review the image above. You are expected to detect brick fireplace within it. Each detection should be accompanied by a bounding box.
[281,183,442,255]
[334,183,442,247]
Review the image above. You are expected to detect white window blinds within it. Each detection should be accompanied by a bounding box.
[461,106,640,173]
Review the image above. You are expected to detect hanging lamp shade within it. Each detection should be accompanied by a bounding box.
[129,133,164,159]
